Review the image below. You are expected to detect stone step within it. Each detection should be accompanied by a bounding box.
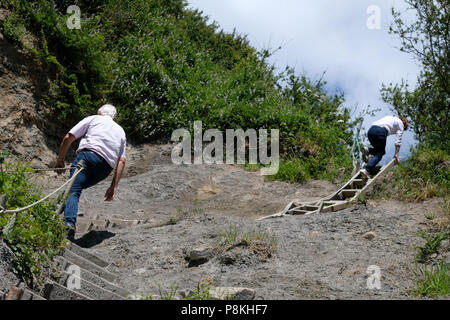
[56,256,131,299]
[63,249,118,283]
[60,271,126,300]
[43,281,91,300]
[66,242,109,268]
[76,218,144,233]
[21,289,46,300]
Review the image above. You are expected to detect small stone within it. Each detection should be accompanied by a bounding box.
[362,231,376,240]
[189,246,215,262]
[444,253,450,268]
[178,289,195,298]
[308,231,322,238]
[134,268,146,274]
[209,287,255,300]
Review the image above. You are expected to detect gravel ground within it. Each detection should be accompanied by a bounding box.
[62,143,441,300]
[1,19,445,300]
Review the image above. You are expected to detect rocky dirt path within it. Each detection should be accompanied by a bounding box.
[47,143,438,300]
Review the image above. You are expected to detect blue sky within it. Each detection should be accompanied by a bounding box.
[186,0,421,162]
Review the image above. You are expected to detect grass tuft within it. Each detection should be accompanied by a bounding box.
[413,263,450,298]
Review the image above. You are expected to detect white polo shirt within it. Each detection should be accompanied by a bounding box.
[69,115,126,168]
[372,116,404,146]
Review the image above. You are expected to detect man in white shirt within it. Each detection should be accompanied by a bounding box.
[361,115,408,178]
[54,104,127,240]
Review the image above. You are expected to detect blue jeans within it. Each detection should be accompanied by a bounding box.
[364,125,388,175]
[63,150,113,228]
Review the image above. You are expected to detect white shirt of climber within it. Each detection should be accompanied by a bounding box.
[372,116,405,146]
[69,115,127,168]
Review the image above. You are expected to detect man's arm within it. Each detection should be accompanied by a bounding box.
[55,133,76,173]
[105,157,126,201]
[394,144,400,164]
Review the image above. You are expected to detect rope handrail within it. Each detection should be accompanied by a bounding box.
[2,166,77,174]
[0,163,84,215]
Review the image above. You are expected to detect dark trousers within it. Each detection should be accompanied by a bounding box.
[63,150,113,227]
[364,125,388,175]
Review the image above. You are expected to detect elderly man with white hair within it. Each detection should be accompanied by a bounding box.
[55,104,127,240]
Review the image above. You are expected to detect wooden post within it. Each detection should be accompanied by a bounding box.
[0,194,7,210]
[5,286,24,300]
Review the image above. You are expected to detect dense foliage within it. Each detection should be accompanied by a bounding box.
[381,0,449,152]
[372,147,449,201]
[0,156,67,287]
[377,0,449,201]
[0,0,355,183]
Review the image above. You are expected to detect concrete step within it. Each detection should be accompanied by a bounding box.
[66,242,109,268]
[56,256,131,299]
[63,249,118,283]
[21,289,46,300]
[43,281,91,300]
[60,271,127,300]
[76,218,144,233]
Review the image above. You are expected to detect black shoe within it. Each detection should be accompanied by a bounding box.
[65,225,76,241]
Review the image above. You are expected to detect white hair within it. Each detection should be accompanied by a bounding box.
[98,104,117,119]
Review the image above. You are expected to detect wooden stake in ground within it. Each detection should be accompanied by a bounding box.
[5,286,24,300]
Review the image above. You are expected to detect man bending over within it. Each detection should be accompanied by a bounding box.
[55,104,127,240]
[361,115,408,178]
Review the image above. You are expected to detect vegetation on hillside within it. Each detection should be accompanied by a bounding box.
[379,0,449,298]
[378,0,449,202]
[0,0,355,183]
[0,154,67,288]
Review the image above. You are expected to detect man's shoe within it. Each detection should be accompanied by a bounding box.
[65,225,76,241]
[360,169,371,180]
[361,146,370,163]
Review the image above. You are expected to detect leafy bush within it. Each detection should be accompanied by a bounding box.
[381,0,449,152]
[0,160,67,288]
[2,0,355,183]
[415,231,449,263]
[372,147,449,201]
[0,11,26,43]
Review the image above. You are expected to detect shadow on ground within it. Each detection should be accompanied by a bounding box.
[73,230,115,248]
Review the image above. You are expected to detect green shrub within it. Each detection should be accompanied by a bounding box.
[184,278,214,300]
[1,12,26,43]
[373,147,449,201]
[0,160,67,287]
[415,231,449,263]
[4,0,355,184]
[413,263,450,298]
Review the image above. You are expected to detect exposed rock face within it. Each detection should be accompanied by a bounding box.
[0,15,69,167]
[0,240,20,294]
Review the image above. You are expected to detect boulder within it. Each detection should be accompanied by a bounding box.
[362,231,377,240]
[189,246,215,263]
